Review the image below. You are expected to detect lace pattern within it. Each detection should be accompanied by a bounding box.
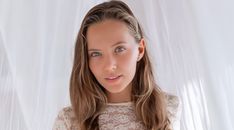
[53,94,181,130]
[98,102,146,130]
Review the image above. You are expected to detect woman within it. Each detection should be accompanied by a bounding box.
[53,0,181,130]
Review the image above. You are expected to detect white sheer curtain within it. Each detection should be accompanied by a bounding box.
[0,0,233,130]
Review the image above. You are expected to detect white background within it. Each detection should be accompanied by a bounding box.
[0,0,234,130]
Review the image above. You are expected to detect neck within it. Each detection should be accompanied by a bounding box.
[107,84,132,103]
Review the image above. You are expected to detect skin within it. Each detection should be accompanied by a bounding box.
[87,19,145,103]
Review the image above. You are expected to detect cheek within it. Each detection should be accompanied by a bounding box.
[89,60,100,76]
[120,50,138,69]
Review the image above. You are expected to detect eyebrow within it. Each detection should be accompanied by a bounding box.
[88,41,126,51]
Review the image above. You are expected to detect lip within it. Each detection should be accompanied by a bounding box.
[105,75,122,81]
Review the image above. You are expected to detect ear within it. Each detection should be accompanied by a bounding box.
[137,38,145,61]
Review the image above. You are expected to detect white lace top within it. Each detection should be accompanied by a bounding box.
[53,94,181,130]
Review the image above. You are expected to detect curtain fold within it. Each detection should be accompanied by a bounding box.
[0,0,233,130]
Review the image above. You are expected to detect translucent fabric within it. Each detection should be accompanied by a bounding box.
[52,94,181,130]
[0,0,233,130]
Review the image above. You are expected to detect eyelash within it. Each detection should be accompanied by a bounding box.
[115,46,126,53]
[89,46,126,58]
[90,52,102,57]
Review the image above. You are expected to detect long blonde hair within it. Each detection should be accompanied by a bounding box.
[70,0,170,129]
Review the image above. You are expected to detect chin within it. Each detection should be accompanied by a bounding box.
[105,87,126,94]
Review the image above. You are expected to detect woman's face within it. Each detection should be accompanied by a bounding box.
[87,19,144,101]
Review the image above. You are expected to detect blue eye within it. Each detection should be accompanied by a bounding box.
[115,46,126,53]
[90,52,102,57]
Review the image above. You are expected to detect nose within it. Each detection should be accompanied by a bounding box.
[103,54,117,72]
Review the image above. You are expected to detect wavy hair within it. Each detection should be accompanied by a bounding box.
[70,0,171,129]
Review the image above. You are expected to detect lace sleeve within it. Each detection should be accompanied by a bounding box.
[52,107,79,130]
[166,94,182,130]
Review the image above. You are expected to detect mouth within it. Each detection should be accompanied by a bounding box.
[105,75,122,81]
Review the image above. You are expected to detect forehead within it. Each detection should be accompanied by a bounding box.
[86,19,135,48]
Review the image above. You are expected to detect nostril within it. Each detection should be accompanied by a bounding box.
[104,65,117,72]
